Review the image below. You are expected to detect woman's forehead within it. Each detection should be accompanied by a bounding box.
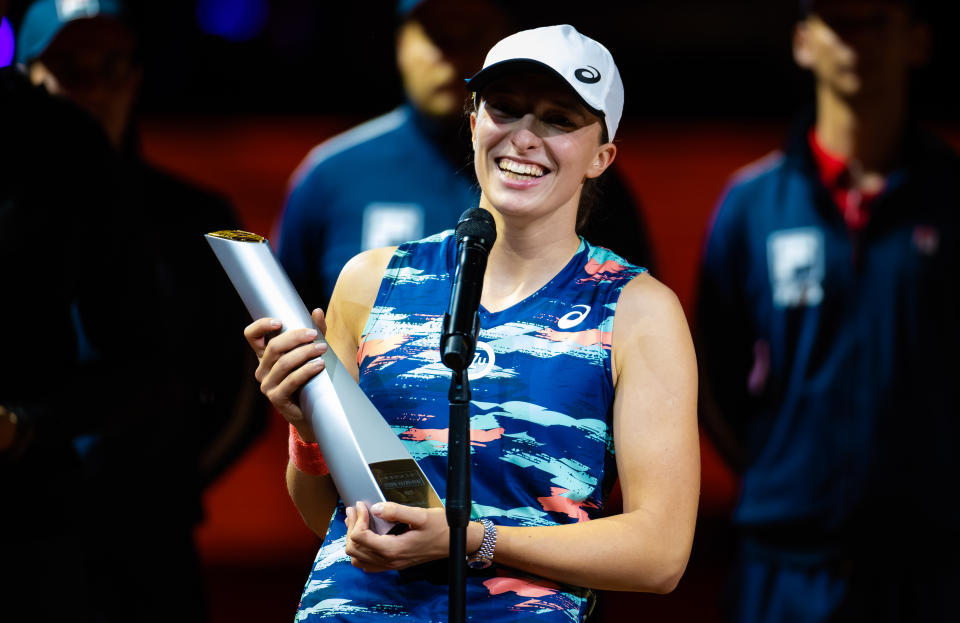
[480,72,587,111]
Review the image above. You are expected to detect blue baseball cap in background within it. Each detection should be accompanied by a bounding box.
[16,0,124,64]
[395,0,425,19]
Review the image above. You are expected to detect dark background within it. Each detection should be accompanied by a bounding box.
[128,0,960,121]
[5,0,960,120]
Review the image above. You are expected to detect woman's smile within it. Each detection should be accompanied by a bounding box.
[495,157,550,187]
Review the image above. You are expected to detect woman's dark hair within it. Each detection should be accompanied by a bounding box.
[576,124,610,234]
[466,94,611,235]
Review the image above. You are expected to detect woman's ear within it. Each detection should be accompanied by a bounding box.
[586,142,617,179]
[470,111,477,150]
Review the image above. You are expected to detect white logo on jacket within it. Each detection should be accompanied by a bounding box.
[767,228,824,308]
[361,203,424,250]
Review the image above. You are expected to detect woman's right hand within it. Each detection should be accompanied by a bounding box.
[244,308,329,442]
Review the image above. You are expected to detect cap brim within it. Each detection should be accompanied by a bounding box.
[16,1,126,64]
[465,58,605,120]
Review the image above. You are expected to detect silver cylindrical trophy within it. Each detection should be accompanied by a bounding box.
[206,230,443,535]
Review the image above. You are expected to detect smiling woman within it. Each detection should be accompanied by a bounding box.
[244,23,699,623]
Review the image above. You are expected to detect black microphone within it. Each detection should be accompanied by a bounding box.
[440,208,497,371]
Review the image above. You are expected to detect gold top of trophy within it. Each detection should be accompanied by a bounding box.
[207,230,268,243]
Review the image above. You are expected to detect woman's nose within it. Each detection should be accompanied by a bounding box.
[510,114,541,151]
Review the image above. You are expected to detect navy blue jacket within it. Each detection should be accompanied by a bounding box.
[698,121,960,552]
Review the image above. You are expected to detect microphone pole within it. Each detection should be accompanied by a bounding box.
[440,208,496,623]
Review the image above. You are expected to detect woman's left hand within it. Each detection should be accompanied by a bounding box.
[344,502,450,572]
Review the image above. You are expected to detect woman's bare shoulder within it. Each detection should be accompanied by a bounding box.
[610,272,694,384]
[615,272,687,329]
[328,246,397,341]
[337,247,396,300]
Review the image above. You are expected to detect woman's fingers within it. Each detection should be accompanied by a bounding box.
[346,503,381,555]
[345,506,356,532]
[266,351,326,418]
[262,327,318,368]
[244,314,332,428]
[248,326,330,426]
[312,308,328,336]
[261,351,326,420]
[369,502,429,530]
[264,338,326,388]
[346,503,392,572]
[354,501,371,532]
[345,503,448,572]
[246,310,326,362]
[243,317,281,357]
[256,327,324,383]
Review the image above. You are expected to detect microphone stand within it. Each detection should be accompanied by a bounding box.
[446,366,470,623]
[440,207,496,623]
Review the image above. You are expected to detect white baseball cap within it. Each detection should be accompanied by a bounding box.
[465,24,624,141]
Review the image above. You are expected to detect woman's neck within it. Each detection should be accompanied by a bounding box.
[479,198,582,313]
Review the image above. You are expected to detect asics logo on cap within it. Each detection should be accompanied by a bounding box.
[574,66,601,84]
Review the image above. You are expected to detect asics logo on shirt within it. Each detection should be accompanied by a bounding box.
[557,304,591,329]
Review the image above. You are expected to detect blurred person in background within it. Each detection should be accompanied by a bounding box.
[278,0,654,312]
[1,0,263,620]
[697,0,959,621]
[2,0,107,618]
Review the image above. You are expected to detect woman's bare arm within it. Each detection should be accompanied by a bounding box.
[488,273,700,591]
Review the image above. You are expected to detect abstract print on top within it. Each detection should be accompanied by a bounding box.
[296,230,646,622]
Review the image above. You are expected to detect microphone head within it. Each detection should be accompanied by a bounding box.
[455,208,497,251]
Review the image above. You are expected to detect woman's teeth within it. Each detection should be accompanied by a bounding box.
[498,159,545,179]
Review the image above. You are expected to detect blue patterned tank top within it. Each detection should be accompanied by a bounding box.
[296,231,646,622]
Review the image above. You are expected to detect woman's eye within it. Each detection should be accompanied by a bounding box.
[488,102,520,118]
[545,115,576,129]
